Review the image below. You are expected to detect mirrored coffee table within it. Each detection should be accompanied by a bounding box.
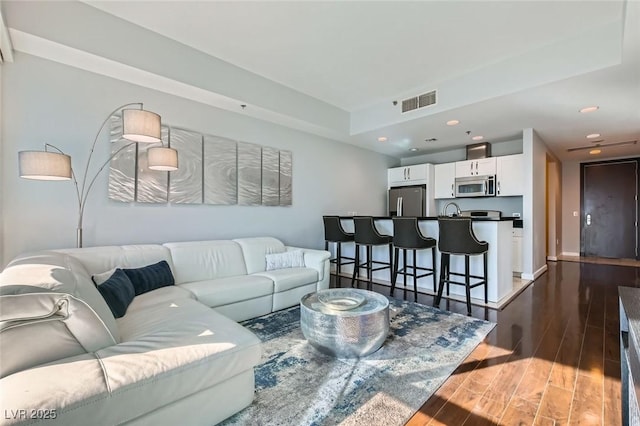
[300,288,389,358]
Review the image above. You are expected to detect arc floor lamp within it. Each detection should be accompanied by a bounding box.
[18,103,179,248]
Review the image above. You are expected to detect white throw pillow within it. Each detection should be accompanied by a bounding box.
[92,268,117,286]
[265,250,305,271]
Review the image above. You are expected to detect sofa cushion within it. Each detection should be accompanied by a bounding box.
[127,286,196,312]
[179,275,273,308]
[164,240,248,283]
[234,237,286,274]
[254,268,318,293]
[265,250,304,271]
[0,251,121,343]
[96,269,135,318]
[59,245,175,278]
[122,260,175,296]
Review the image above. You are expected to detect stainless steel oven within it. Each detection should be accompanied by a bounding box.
[454,175,496,197]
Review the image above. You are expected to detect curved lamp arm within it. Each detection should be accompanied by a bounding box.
[78,102,142,206]
[20,102,169,248]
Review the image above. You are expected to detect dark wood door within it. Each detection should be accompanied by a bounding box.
[582,160,637,258]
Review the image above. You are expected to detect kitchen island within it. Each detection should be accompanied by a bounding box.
[335,216,520,308]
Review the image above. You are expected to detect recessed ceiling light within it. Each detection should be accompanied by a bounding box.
[580,106,599,113]
[446,120,459,126]
[377,137,388,142]
[472,136,484,141]
[409,148,418,152]
[586,133,601,139]
[589,149,602,155]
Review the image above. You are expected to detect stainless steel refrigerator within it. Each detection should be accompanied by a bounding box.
[388,185,426,216]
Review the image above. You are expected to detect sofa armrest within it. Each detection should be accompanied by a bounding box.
[0,289,118,379]
[285,246,330,286]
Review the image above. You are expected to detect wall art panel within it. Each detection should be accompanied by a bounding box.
[108,115,136,202]
[279,150,292,206]
[203,135,237,205]
[262,147,280,206]
[169,128,202,204]
[237,142,262,206]
[136,127,169,203]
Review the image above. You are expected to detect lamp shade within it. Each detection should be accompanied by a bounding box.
[19,151,72,180]
[147,147,178,171]
[122,109,161,143]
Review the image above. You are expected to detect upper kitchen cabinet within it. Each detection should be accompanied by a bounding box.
[388,164,429,186]
[434,163,456,199]
[455,158,496,177]
[496,154,524,196]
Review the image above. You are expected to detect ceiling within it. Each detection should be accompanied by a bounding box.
[64,2,640,161]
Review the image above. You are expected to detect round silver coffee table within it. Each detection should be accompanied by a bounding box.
[300,288,389,358]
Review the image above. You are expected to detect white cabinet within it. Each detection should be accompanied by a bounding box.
[512,227,523,273]
[455,158,496,177]
[496,154,524,197]
[388,164,428,186]
[434,163,456,199]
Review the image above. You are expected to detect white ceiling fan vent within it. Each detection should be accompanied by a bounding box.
[401,90,437,113]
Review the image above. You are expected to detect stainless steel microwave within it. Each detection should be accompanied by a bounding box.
[454,175,496,197]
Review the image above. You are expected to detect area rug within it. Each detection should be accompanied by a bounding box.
[220,298,495,426]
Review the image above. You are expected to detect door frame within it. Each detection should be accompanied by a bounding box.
[579,157,640,259]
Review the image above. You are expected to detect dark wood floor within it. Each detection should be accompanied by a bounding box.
[333,260,640,425]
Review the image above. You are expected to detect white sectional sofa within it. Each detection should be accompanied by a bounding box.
[0,237,330,425]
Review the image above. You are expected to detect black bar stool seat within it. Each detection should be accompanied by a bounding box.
[390,217,437,302]
[350,217,393,291]
[323,216,356,287]
[434,217,488,316]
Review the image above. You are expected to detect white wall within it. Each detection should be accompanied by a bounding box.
[561,161,581,255]
[1,53,395,264]
[547,156,562,259]
[522,128,549,279]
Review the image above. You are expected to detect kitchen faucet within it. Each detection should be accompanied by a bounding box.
[442,201,461,217]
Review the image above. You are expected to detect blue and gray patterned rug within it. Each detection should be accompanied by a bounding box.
[221,297,495,426]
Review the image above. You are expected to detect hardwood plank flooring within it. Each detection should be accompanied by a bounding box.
[332,259,637,425]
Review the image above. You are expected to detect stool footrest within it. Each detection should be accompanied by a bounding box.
[331,258,356,265]
[440,278,486,289]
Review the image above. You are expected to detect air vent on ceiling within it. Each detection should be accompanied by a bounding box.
[401,90,437,113]
[401,97,419,113]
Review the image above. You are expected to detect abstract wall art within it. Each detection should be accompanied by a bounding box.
[203,135,237,205]
[237,142,262,206]
[108,116,292,207]
[168,128,202,204]
[261,146,280,206]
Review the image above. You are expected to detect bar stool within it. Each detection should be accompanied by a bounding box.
[390,217,437,302]
[323,216,356,287]
[434,217,488,316]
[350,216,393,291]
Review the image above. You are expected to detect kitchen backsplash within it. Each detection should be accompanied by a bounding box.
[435,196,523,217]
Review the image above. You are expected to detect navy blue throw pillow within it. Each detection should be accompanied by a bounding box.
[123,260,175,296]
[97,269,135,318]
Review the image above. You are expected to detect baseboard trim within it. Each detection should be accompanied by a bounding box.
[561,252,580,257]
[547,256,558,261]
[521,264,548,281]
